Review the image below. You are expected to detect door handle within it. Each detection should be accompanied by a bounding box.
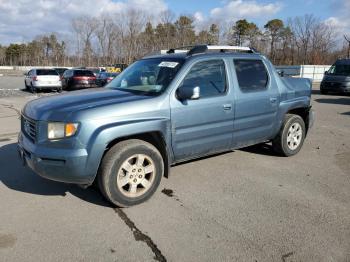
[270,97,277,103]
[223,104,232,110]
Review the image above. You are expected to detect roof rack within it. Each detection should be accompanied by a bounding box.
[162,45,257,56]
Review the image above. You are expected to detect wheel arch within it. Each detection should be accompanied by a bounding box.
[103,131,171,179]
[286,106,312,134]
[84,119,173,187]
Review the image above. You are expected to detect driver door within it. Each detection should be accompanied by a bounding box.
[170,59,234,161]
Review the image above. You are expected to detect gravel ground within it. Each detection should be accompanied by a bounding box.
[0,77,349,262]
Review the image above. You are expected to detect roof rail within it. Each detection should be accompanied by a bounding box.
[163,45,257,56]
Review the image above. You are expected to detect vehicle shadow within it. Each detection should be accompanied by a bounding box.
[174,143,281,167]
[20,88,63,95]
[239,143,281,157]
[0,142,111,208]
[315,97,350,105]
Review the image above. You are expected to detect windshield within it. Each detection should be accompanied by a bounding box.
[328,64,350,76]
[106,58,184,95]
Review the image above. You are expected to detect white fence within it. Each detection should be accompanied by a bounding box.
[1,65,331,81]
[275,65,331,82]
[0,66,73,71]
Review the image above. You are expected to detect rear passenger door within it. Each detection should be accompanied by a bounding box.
[170,59,234,161]
[232,59,279,147]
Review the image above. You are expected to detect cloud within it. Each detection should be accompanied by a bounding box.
[192,0,282,32]
[210,0,282,21]
[324,0,350,36]
[0,0,168,45]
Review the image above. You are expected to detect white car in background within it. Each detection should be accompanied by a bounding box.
[24,69,62,93]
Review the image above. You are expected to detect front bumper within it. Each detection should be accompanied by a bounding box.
[17,132,93,185]
[320,81,350,93]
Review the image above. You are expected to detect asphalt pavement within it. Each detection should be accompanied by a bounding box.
[0,76,349,262]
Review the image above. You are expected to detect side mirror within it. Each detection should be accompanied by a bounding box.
[23,72,27,76]
[277,70,284,77]
[324,71,328,75]
[177,86,200,101]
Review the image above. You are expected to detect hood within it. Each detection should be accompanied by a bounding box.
[23,88,151,121]
[322,74,350,82]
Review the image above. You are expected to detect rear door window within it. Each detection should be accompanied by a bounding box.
[234,59,269,92]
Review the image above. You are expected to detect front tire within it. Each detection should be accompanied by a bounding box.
[98,139,164,207]
[272,114,306,156]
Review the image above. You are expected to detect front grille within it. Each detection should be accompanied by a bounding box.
[21,115,37,142]
[324,82,341,89]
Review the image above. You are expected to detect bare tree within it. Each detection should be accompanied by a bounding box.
[292,14,317,64]
[72,16,98,66]
[344,35,350,58]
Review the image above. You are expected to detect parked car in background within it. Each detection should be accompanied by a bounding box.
[24,69,62,93]
[86,67,104,76]
[61,69,97,90]
[321,59,350,94]
[19,45,314,207]
[105,64,128,73]
[96,72,119,87]
[53,67,69,77]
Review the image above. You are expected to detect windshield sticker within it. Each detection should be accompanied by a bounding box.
[158,61,179,68]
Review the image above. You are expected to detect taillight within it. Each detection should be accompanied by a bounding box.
[73,76,96,81]
[73,76,86,80]
[33,76,38,81]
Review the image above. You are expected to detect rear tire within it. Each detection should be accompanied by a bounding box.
[30,83,36,93]
[98,139,164,207]
[320,89,328,95]
[272,114,306,157]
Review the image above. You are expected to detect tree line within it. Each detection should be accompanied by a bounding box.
[0,10,349,67]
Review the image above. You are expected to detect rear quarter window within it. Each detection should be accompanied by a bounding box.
[234,59,269,92]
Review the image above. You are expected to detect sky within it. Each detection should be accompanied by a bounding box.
[0,0,349,45]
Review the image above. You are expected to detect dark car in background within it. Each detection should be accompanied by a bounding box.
[53,67,69,77]
[61,69,97,90]
[86,67,103,76]
[321,59,350,94]
[96,72,119,87]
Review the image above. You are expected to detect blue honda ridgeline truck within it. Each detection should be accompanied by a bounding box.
[18,45,314,207]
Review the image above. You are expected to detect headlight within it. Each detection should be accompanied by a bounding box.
[48,122,79,139]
